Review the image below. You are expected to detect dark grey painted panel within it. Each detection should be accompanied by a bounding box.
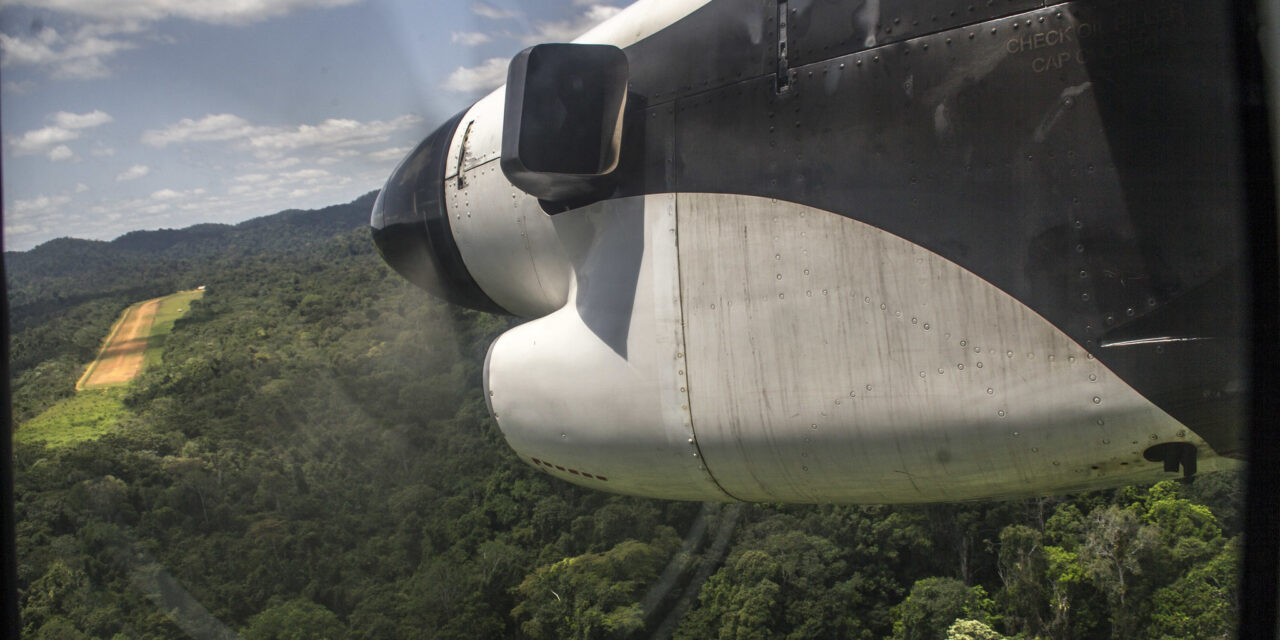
[788,0,1047,66]
[622,0,776,103]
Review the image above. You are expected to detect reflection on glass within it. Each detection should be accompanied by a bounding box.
[5,1,1266,639]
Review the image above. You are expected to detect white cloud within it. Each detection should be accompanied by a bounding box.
[3,79,36,94]
[141,113,264,147]
[0,27,138,79]
[150,187,205,201]
[74,183,89,193]
[443,57,508,93]
[7,109,112,156]
[13,193,71,213]
[116,164,150,181]
[47,144,74,161]
[244,115,420,154]
[472,2,520,20]
[143,113,420,161]
[451,31,493,46]
[521,4,623,44]
[53,109,112,129]
[4,0,363,26]
[314,149,360,165]
[90,141,115,156]
[367,146,411,163]
[233,173,271,183]
[239,156,301,171]
[9,126,77,154]
[279,168,329,181]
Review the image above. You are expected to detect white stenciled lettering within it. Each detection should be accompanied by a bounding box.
[1007,25,1074,53]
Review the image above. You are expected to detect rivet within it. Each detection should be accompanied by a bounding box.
[1032,447,1040,452]
[987,388,994,394]
[976,362,983,368]
[998,409,1007,417]
[1093,396,1101,404]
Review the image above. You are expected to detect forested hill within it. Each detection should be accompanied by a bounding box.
[5,191,377,328]
[10,191,1247,640]
[6,192,378,410]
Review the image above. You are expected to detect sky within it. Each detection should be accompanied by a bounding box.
[0,0,627,251]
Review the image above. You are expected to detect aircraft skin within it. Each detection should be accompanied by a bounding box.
[371,0,1250,502]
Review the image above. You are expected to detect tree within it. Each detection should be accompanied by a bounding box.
[1077,505,1158,638]
[996,524,1047,637]
[945,619,1005,640]
[891,577,995,640]
[1145,537,1241,640]
[513,531,679,640]
[243,598,348,640]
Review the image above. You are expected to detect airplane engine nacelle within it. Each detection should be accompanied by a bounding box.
[373,0,1253,503]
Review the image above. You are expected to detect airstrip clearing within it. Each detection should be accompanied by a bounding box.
[76,288,204,390]
[17,289,205,448]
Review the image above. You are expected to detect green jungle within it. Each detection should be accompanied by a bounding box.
[7,192,1244,639]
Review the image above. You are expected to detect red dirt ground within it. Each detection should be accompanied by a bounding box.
[78,298,161,389]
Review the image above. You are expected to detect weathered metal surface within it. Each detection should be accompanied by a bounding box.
[485,195,731,501]
[676,193,1234,502]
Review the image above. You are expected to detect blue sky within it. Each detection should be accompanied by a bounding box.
[0,0,625,251]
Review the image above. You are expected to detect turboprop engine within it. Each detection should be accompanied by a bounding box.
[372,0,1254,503]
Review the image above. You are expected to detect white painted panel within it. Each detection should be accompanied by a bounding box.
[575,0,713,47]
[486,195,730,501]
[445,160,571,317]
[677,194,1235,503]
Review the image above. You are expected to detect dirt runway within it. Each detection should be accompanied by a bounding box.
[77,298,161,389]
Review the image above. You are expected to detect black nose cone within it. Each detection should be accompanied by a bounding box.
[371,110,504,313]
